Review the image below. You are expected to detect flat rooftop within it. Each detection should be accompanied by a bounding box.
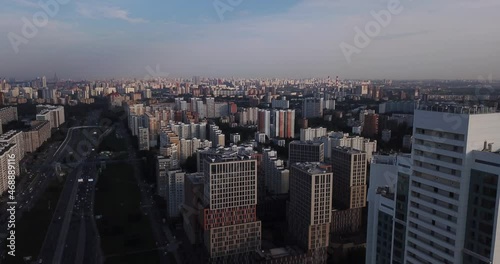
[290,140,323,146]
[0,143,16,156]
[332,146,363,154]
[187,173,204,184]
[291,162,331,174]
[0,130,22,140]
[417,103,498,115]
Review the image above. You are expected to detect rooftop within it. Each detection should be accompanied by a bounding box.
[332,146,363,154]
[0,106,16,112]
[28,120,50,131]
[0,143,16,156]
[417,103,498,115]
[0,130,22,140]
[291,162,331,174]
[290,140,323,146]
[372,155,397,165]
[187,173,204,184]
[255,246,305,261]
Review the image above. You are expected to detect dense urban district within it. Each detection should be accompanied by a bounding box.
[0,76,500,264]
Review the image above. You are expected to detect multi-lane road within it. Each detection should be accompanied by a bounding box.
[117,124,183,264]
[37,126,111,264]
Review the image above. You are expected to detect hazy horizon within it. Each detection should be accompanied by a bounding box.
[2,0,500,80]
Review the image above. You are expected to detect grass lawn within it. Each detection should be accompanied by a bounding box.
[7,179,64,264]
[95,162,159,264]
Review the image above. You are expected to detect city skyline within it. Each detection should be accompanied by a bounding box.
[2,0,500,80]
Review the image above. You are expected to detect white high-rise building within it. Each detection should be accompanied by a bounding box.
[300,127,327,141]
[258,109,271,137]
[403,106,500,264]
[262,148,289,194]
[365,154,411,264]
[166,170,185,218]
[156,156,178,199]
[0,130,25,164]
[365,105,500,264]
[0,143,18,195]
[271,97,289,109]
[319,133,377,161]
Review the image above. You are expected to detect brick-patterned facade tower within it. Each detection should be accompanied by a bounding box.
[203,155,261,263]
[288,162,333,264]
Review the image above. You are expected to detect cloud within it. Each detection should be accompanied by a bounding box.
[2,0,500,80]
[77,3,147,24]
[9,0,39,8]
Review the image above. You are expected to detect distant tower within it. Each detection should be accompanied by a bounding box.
[53,73,59,83]
[42,76,47,88]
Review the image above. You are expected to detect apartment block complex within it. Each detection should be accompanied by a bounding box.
[0,106,18,124]
[23,120,51,153]
[35,105,65,129]
[0,143,18,195]
[0,130,25,164]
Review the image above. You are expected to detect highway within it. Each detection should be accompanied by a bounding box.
[37,122,110,263]
[0,120,105,261]
[59,154,102,264]
[114,123,183,264]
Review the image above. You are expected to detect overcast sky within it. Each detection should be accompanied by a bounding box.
[1,0,499,80]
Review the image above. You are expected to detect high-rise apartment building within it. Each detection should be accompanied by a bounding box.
[35,105,65,129]
[138,127,150,150]
[23,121,51,153]
[156,156,179,199]
[365,105,500,264]
[166,170,185,218]
[0,143,18,196]
[365,154,411,264]
[404,106,500,264]
[258,109,271,138]
[288,141,324,165]
[302,98,324,118]
[0,130,25,164]
[300,127,327,142]
[319,132,377,161]
[330,147,367,236]
[271,97,289,109]
[288,162,333,264]
[206,97,216,118]
[331,147,367,209]
[363,113,379,137]
[273,109,295,139]
[0,107,18,125]
[202,154,261,263]
[262,148,289,195]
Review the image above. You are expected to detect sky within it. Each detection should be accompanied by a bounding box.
[1,0,500,80]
